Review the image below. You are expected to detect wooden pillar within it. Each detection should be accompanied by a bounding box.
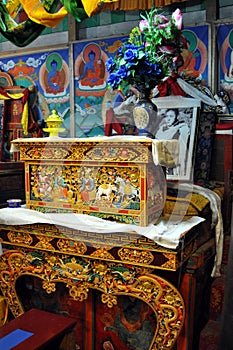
[68,14,77,137]
[206,0,218,93]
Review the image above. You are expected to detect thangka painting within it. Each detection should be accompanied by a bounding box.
[73,36,128,137]
[179,25,209,85]
[217,24,233,113]
[0,49,70,136]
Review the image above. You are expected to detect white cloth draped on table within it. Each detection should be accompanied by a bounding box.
[167,182,224,277]
[0,207,204,250]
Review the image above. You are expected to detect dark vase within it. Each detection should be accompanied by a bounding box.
[132,87,158,138]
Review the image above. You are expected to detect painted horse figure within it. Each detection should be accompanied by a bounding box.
[96,183,117,201]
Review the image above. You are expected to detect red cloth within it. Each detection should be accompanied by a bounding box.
[28,122,43,137]
[105,107,123,136]
[0,86,29,117]
[157,74,186,97]
[216,122,233,130]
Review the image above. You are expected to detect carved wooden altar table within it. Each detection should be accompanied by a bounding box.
[0,210,208,350]
[0,136,214,349]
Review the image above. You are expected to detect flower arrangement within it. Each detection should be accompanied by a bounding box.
[106,8,187,93]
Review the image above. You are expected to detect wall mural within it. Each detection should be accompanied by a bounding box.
[178,25,209,85]
[73,28,209,138]
[0,27,210,139]
[218,24,233,113]
[73,36,128,137]
[0,49,70,136]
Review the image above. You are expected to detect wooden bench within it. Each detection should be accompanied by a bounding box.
[0,308,76,350]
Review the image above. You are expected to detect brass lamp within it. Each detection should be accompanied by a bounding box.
[43,110,65,137]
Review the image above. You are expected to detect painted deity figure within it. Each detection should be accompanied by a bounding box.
[77,45,106,88]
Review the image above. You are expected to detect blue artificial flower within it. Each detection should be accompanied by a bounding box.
[123,48,138,63]
[118,65,131,79]
[105,7,187,91]
[105,57,116,73]
[107,73,122,90]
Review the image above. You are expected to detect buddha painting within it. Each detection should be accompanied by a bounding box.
[39,52,69,97]
[75,43,108,93]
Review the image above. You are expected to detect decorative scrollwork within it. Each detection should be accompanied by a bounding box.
[101,293,118,308]
[84,144,148,162]
[42,281,56,294]
[90,248,115,260]
[161,253,178,270]
[118,247,154,265]
[57,239,87,254]
[68,283,89,302]
[8,231,33,245]
[35,235,54,250]
[0,249,185,349]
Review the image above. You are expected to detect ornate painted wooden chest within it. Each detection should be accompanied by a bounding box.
[11,137,176,226]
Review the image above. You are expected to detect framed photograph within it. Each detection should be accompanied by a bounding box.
[152,96,201,181]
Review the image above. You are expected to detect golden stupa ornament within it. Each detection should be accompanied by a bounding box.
[43,110,65,137]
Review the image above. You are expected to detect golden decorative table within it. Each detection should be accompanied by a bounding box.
[0,208,208,350]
